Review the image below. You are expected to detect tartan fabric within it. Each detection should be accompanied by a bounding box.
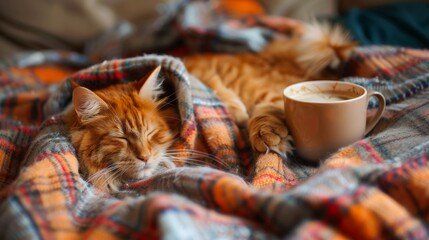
[343,46,429,107]
[1,46,429,239]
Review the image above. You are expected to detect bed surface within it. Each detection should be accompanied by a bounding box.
[1,1,429,239]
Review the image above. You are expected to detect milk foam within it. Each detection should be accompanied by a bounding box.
[295,92,354,102]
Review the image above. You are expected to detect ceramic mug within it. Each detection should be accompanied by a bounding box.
[283,81,385,162]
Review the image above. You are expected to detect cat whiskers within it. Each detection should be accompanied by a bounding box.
[114,160,151,178]
[87,165,124,191]
[165,149,232,171]
[87,165,120,183]
[160,91,179,108]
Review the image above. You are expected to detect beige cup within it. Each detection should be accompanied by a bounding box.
[283,81,385,162]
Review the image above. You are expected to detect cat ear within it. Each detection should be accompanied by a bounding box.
[136,65,162,100]
[70,80,80,90]
[73,87,108,122]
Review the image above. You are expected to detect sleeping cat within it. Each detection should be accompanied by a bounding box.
[66,22,355,193]
[64,66,179,193]
[184,22,356,156]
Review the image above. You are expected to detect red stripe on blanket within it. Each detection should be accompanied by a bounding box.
[84,201,144,239]
[0,138,16,152]
[53,154,76,204]
[358,141,384,163]
[113,60,123,80]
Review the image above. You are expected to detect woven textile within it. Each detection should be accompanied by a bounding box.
[343,46,429,107]
[1,46,429,239]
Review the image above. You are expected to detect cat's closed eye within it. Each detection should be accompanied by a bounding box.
[116,136,129,143]
[109,134,129,144]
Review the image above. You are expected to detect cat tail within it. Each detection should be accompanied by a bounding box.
[263,21,358,77]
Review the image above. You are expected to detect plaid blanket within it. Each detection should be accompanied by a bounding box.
[1,46,429,239]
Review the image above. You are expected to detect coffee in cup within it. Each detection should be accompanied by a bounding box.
[283,81,385,162]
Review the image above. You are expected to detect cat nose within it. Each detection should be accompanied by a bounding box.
[138,155,150,162]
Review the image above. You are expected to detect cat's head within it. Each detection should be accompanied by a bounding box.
[70,66,178,192]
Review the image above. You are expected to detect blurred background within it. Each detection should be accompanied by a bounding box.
[1,0,429,61]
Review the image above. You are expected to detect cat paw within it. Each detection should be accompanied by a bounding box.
[248,105,293,157]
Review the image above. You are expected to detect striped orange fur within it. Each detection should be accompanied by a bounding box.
[184,22,357,156]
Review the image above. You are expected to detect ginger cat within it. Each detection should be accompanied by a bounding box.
[183,22,356,156]
[65,22,355,193]
[65,66,179,193]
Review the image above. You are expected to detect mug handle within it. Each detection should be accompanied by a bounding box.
[365,91,386,135]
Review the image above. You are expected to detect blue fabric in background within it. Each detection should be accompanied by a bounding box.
[335,3,429,48]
